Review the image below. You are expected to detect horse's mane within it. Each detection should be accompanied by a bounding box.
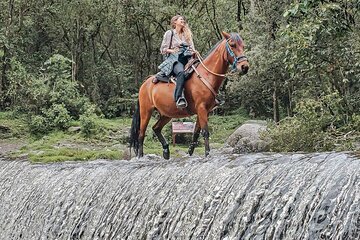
[204,33,243,58]
[204,39,223,58]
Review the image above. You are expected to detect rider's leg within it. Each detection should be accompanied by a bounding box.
[173,62,187,107]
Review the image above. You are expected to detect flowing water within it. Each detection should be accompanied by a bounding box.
[0,152,359,239]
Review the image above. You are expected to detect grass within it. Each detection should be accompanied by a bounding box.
[1,110,250,163]
[0,111,29,139]
[28,148,123,163]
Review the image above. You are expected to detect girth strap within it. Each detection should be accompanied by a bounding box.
[192,65,217,97]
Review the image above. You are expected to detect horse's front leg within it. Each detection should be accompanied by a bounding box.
[197,106,211,157]
[188,117,201,156]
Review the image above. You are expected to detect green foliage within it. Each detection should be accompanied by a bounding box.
[29,115,48,135]
[78,102,101,137]
[44,104,73,130]
[0,111,28,138]
[28,148,123,163]
[280,0,360,110]
[80,114,99,137]
[266,95,358,152]
[103,97,137,118]
[9,54,97,135]
[1,0,359,152]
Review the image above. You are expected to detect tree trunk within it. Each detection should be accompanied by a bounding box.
[1,0,15,109]
[0,46,6,109]
[287,86,291,117]
[237,0,244,30]
[72,16,85,84]
[273,80,280,123]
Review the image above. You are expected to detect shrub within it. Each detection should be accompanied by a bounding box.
[79,114,98,137]
[79,104,101,137]
[43,104,72,130]
[8,54,98,135]
[29,115,49,134]
[265,96,358,152]
[102,97,137,118]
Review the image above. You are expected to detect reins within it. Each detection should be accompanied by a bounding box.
[195,52,226,77]
[191,35,248,97]
[195,38,248,78]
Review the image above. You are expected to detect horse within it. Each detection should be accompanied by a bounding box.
[130,31,249,159]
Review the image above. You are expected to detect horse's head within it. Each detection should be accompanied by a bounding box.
[222,31,249,75]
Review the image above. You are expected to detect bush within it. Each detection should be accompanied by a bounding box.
[80,114,99,137]
[102,97,137,118]
[8,54,98,135]
[265,117,334,152]
[79,103,101,137]
[265,97,358,152]
[43,104,72,130]
[29,115,49,134]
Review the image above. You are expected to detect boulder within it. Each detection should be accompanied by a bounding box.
[68,126,81,132]
[225,120,269,153]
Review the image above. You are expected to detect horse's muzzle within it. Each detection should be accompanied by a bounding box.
[241,65,249,75]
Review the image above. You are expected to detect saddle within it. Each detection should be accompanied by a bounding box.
[153,58,200,84]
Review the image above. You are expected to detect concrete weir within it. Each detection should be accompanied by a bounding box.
[0,152,359,239]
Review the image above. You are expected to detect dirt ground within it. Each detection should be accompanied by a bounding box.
[0,140,25,158]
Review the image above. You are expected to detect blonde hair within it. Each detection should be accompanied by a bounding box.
[170,15,193,45]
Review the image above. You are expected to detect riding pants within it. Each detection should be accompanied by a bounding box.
[173,61,186,102]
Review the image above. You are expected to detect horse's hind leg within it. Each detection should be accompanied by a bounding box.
[152,116,172,159]
[188,117,201,156]
[138,105,153,158]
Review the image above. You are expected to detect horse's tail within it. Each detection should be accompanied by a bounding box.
[129,100,140,156]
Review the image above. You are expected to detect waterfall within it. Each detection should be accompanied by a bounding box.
[0,152,359,239]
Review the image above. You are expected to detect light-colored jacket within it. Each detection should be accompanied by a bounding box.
[160,30,195,54]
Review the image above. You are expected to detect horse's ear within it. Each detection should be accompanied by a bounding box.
[221,31,231,40]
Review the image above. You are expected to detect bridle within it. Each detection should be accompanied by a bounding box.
[225,39,248,73]
[195,37,248,77]
[192,36,249,97]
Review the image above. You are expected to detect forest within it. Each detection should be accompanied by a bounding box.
[0,0,359,154]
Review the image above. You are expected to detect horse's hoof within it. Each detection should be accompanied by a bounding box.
[163,148,170,160]
[205,151,210,157]
[188,148,194,156]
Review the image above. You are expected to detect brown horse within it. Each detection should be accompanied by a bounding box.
[130,31,249,159]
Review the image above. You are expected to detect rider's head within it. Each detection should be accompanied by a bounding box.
[171,15,186,29]
[171,15,193,45]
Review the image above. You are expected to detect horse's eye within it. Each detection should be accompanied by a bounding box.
[229,43,236,48]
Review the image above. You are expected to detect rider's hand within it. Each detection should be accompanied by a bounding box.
[192,50,199,57]
[168,48,179,54]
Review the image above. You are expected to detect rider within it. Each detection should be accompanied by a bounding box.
[159,15,196,108]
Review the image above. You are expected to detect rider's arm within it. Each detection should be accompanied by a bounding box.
[189,38,195,51]
[160,30,178,54]
[189,38,198,56]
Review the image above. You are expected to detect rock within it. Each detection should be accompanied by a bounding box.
[225,120,269,153]
[68,126,81,132]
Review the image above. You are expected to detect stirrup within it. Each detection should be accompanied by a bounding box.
[176,98,187,108]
